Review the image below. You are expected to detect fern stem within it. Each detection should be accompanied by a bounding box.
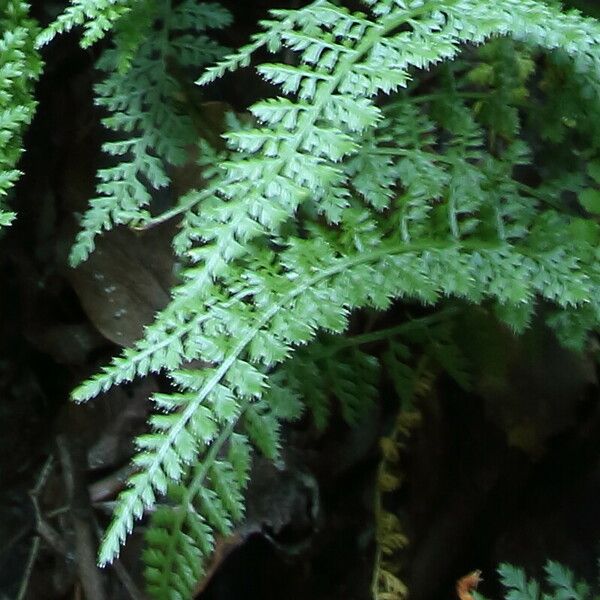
[410,91,488,104]
[134,183,220,230]
[314,308,459,357]
[516,182,562,210]
[186,419,240,509]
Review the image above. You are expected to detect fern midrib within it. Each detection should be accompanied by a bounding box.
[257,1,440,193]
[314,307,460,359]
[136,184,221,230]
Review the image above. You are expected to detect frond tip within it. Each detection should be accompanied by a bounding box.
[36,0,134,48]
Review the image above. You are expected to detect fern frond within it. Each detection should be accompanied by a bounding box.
[0,0,41,227]
[545,561,592,599]
[60,0,600,590]
[69,0,231,265]
[178,0,600,300]
[142,428,248,599]
[94,226,600,565]
[36,0,134,48]
[264,333,381,430]
[480,560,593,600]
[141,363,306,599]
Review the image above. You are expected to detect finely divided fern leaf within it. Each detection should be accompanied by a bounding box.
[93,241,599,568]
[36,0,134,48]
[69,0,231,265]
[0,0,41,227]
[472,561,593,600]
[50,0,600,596]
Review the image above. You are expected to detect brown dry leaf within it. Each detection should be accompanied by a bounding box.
[65,226,175,346]
[456,570,482,600]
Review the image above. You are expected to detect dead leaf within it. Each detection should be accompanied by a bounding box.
[456,570,482,600]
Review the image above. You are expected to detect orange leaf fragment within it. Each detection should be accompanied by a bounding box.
[456,570,483,600]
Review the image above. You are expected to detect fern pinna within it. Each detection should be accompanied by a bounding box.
[35,0,600,598]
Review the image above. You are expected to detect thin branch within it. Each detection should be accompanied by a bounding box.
[17,455,55,600]
[57,435,107,600]
[16,537,40,600]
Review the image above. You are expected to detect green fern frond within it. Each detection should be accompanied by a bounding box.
[0,0,41,228]
[69,0,231,266]
[266,338,378,430]
[142,429,249,600]
[474,560,593,600]
[142,353,315,600]
[36,0,134,48]
[55,0,600,592]
[177,0,600,297]
[94,230,599,566]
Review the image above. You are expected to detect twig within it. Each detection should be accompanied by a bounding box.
[133,185,216,230]
[57,435,107,600]
[37,519,69,556]
[110,560,148,600]
[16,537,40,600]
[17,455,55,600]
[46,505,70,519]
[32,455,54,496]
[30,458,66,555]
